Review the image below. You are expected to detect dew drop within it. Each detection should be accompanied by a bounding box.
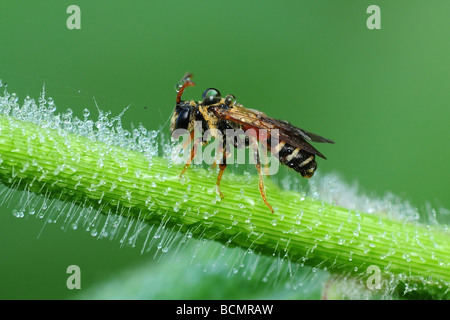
[224,94,236,106]
[175,80,184,92]
[12,209,25,218]
[402,254,411,262]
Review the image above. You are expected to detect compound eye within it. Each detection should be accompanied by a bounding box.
[175,108,191,130]
[202,88,221,105]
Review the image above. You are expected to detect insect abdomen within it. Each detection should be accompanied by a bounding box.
[276,143,317,178]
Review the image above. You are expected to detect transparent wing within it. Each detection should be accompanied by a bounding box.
[211,105,334,159]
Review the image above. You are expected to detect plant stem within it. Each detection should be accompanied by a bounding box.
[0,113,449,297]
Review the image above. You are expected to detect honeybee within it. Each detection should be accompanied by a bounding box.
[170,73,334,212]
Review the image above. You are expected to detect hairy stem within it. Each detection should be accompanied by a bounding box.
[0,113,449,298]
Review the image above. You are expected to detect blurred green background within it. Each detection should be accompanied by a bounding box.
[0,0,449,299]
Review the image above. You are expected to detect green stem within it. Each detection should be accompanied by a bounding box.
[0,113,449,297]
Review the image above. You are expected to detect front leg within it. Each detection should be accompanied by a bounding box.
[180,131,200,178]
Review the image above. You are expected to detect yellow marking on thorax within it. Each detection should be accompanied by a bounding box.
[198,105,219,133]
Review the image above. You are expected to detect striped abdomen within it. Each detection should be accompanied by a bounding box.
[271,141,317,178]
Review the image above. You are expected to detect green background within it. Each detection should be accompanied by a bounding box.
[0,1,449,299]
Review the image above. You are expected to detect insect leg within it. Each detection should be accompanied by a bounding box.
[210,139,221,170]
[215,142,228,199]
[180,131,200,178]
[216,163,227,199]
[181,130,194,151]
[257,139,271,176]
[252,139,274,213]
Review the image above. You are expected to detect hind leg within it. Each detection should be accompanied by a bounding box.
[251,139,274,213]
[215,145,230,199]
[255,157,274,213]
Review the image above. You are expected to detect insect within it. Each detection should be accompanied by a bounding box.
[170,73,334,212]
